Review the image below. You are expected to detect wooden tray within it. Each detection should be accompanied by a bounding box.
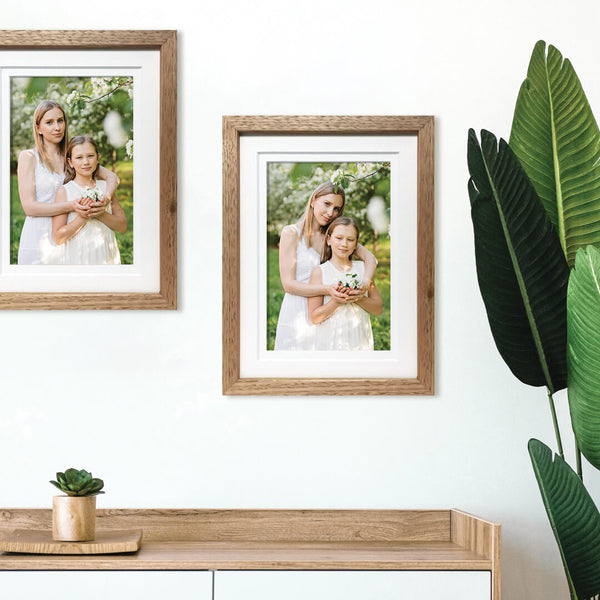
[0,529,142,555]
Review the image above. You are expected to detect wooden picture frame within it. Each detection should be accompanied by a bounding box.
[223,116,434,395]
[0,30,176,309]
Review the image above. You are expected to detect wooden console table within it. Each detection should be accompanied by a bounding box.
[0,508,500,600]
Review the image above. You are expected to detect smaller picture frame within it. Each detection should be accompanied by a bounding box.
[223,115,434,395]
[0,30,177,309]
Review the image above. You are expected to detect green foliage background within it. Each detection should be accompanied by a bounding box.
[267,162,391,351]
[10,76,133,264]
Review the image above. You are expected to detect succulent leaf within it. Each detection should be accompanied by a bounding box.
[49,468,105,496]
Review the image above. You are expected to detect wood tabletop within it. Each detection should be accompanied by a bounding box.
[0,539,492,571]
[0,507,500,600]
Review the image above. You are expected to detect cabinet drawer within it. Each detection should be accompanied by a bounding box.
[0,571,212,600]
[215,570,491,600]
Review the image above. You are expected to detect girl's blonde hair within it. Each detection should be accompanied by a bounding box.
[33,100,68,173]
[320,216,360,263]
[64,135,100,184]
[300,181,346,248]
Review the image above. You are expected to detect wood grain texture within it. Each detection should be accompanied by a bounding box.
[0,528,142,554]
[223,117,241,390]
[0,509,498,576]
[158,30,178,310]
[222,115,434,395]
[0,509,451,542]
[221,115,433,135]
[0,30,177,310]
[52,496,96,541]
[0,30,174,48]
[451,510,501,600]
[0,540,492,571]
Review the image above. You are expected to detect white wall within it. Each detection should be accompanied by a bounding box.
[2,1,599,598]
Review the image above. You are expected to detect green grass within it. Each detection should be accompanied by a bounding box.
[114,161,133,264]
[10,160,133,264]
[266,239,391,351]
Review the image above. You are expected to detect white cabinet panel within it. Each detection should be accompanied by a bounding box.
[215,570,491,600]
[0,571,212,600]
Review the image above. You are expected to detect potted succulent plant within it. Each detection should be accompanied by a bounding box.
[50,468,105,542]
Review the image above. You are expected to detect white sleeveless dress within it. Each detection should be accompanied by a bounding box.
[17,150,64,265]
[60,180,121,265]
[274,224,320,351]
[315,260,374,351]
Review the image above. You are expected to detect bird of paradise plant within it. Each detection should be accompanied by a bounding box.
[468,41,600,600]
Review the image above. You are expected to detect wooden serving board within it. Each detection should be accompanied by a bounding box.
[0,529,142,555]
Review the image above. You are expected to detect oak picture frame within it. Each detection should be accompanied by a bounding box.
[223,116,434,396]
[0,30,177,309]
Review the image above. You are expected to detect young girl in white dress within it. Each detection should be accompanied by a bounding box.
[52,136,127,264]
[274,182,378,350]
[308,217,382,351]
[17,100,119,265]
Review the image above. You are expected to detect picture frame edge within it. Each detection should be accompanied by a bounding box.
[222,115,435,396]
[0,30,178,310]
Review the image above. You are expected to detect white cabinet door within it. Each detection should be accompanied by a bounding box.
[215,570,490,600]
[0,571,212,600]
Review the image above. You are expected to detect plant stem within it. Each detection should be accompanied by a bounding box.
[547,388,564,458]
[86,79,133,104]
[576,443,583,481]
[349,164,390,183]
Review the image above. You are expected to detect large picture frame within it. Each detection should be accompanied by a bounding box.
[0,30,176,309]
[223,116,434,395]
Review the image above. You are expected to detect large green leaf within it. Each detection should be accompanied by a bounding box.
[529,439,600,600]
[568,246,600,470]
[510,41,600,267]
[468,129,569,391]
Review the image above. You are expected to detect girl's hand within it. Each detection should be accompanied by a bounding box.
[345,284,368,301]
[341,291,360,303]
[334,283,362,302]
[328,283,349,302]
[332,284,362,304]
[72,199,91,218]
[85,200,107,218]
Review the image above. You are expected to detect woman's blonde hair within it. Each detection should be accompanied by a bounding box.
[320,216,360,263]
[64,135,100,184]
[33,100,68,173]
[300,181,346,248]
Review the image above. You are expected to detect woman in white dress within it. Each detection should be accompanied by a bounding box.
[308,217,383,351]
[274,182,378,350]
[52,136,127,264]
[16,100,119,265]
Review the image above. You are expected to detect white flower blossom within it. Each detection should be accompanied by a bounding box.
[91,77,111,98]
[83,187,102,202]
[66,90,79,106]
[330,169,342,183]
[367,196,389,234]
[103,110,128,148]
